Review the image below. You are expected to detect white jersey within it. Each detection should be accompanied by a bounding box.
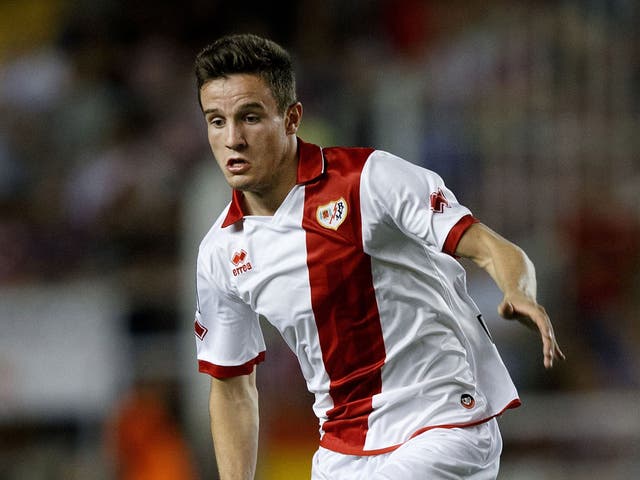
[194,139,519,455]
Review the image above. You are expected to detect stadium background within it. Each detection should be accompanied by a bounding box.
[0,0,638,478]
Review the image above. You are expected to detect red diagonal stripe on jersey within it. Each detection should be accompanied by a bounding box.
[302,146,385,453]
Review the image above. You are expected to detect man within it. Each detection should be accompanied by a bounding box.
[192,33,564,480]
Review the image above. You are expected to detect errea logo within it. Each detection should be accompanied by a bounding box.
[232,250,247,265]
[231,249,252,277]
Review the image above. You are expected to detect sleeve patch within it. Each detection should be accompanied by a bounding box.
[429,188,450,213]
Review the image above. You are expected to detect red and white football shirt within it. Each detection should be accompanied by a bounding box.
[195,138,520,455]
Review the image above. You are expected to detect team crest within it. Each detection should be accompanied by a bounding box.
[316,198,348,230]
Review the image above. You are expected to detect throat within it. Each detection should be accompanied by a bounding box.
[240,146,299,216]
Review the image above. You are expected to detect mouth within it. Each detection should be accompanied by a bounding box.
[226,157,249,173]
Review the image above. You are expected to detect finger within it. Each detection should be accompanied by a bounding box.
[539,322,565,369]
[545,343,566,368]
[543,334,556,369]
[552,338,566,362]
[525,307,560,368]
[540,323,555,368]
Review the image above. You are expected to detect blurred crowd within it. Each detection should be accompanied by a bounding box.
[1,0,639,478]
[0,1,208,289]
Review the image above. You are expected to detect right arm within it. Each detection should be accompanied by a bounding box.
[455,222,564,368]
[209,370,259,480]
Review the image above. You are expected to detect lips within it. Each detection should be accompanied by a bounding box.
[226,157,250,174]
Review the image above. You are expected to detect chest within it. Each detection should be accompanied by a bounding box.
[223,177,372,332]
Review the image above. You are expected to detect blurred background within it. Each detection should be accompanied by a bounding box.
[0,0,639,478]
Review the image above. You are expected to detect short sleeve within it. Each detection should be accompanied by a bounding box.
[194,246,265,378]
[360,151,476,253]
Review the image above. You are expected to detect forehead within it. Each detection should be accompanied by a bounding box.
[200,73,277,112]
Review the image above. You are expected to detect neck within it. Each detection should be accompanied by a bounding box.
[242,185,293,216]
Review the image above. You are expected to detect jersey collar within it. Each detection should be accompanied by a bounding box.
[221,137,325,227]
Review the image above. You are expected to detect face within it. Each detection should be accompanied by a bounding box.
[200,73,301,207]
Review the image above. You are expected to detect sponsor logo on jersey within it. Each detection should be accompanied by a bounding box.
[460,393,475,409]
[231,249,252,276]
[194,318,208,340]
[316,197,348,230]
[429,188,450,213]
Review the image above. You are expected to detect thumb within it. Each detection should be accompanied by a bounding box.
[498,301,515,319]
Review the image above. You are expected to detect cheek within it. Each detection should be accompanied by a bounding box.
[207,136,225,165]
[207,130,223,151]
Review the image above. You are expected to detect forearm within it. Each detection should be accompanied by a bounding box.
[209,372,259,480]
[457,223,536,300]
[482,239,537,301]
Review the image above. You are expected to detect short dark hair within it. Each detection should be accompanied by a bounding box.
[195,33,296,113]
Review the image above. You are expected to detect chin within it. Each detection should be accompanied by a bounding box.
[227,178,255,192]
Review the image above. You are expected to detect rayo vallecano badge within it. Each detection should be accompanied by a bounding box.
[316,197,348,230]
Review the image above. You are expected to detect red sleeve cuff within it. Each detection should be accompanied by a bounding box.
[443,214,479,256]
[198,351,266,379]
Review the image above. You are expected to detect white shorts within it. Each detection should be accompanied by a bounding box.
[311,418,502,480]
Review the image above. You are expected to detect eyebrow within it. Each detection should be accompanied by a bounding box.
[203,102,267,116]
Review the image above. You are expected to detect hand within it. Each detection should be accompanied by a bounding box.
[498,294,565,369]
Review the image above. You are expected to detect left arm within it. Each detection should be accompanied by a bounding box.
[455,222,565,368]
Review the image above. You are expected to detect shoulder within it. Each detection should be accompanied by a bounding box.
[321,145,376,172]
[320,146,438,180]
[360,149,445,188]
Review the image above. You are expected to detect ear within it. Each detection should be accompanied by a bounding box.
[285,102,303,135]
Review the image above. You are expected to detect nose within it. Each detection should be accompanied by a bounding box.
[225,122,247,150]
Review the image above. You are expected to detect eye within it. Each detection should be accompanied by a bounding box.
[245,114,260,124]
[207,116,225,127]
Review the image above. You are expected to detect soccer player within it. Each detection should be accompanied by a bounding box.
[192,33,564,480]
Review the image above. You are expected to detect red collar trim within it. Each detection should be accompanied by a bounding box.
[221,138,324,227]
[296,137,325,184]
[221,189,245,228]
